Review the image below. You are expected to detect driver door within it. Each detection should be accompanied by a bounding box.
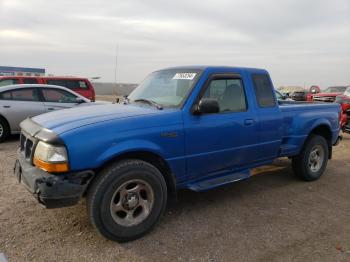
[183,74,260,180]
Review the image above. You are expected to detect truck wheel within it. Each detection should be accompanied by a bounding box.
[0,118,10,143]
[292,135,329,181]
[87,159,167,242]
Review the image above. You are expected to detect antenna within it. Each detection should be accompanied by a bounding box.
[114,42,119,96]
[114,43,119,83]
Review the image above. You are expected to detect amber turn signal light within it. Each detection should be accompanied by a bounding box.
[33,157,69,173]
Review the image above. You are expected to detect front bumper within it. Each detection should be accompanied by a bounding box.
[15,149,94,208]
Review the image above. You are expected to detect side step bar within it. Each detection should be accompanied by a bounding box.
[186,170,251,192]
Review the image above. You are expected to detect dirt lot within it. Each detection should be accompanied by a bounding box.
[1,134,350,262]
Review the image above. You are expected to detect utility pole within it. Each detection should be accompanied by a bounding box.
[114,43,119,96]
[114,43,119,85]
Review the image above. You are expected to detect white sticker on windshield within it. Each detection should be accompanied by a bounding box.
[173,73,197,80]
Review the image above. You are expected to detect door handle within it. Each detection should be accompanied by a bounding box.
[3,105,11,108]
[47,108,55,111]
[244,119,255,126]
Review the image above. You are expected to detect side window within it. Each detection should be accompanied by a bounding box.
[252,74,276,107]
[42,89,77,103]
[11,89,39,101]
[79,81,88,89]
[0,79,19,87]
[23,78,39,84]
[203,78,247,112]
[46,80,88,90]
[0,91,12,100]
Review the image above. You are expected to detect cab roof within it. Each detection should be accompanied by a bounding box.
[161,65,269,74]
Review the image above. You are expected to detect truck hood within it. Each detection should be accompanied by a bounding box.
[32,104,161,134]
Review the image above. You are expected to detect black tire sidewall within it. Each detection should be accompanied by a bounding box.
[88,160,167,242]
[300,135,329,180]
[0,118,10,142]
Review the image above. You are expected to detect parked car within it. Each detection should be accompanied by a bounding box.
[274,90,292,101]
[306,85,321,101]
[312,86,348,103]
[335,87,350,133]
[15,66,341,242]
[277,86,304,98]
[291,90,308,101]
[0,84,92,142]
[0,76,96,101]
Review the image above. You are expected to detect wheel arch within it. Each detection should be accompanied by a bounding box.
[89,150,177,202]
[307,124,333,159]
[0,114,11,132]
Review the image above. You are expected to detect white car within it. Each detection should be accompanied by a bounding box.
[0,84,99,142]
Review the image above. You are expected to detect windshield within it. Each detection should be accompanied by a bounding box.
[323,86,347,93]
[275,90,283,100]
[128,69,202,108]
[344,87,350,97]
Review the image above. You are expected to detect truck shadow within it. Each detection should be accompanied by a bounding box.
[166,160,297,220]
[43,157,342,260]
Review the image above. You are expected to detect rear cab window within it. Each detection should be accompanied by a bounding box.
[252,74,276,107]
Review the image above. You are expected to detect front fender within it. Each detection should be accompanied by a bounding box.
[96,139,164,167]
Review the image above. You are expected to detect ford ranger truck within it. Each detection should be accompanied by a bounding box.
[14,66,342,242]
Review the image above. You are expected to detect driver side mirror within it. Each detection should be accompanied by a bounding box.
[75,97,86,104]
[194,98,220,114]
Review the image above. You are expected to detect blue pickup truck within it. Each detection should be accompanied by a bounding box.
[15,66,341,242]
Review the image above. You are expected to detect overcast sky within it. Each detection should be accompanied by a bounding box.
[0,0,349,88]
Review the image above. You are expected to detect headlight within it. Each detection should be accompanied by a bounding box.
[33,141,69,172]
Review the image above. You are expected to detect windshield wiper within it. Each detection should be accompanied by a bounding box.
[134,99,163,110]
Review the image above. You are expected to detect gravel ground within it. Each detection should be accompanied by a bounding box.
[0,134,350,262]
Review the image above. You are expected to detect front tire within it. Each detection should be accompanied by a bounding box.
[292,135,329,181]
[87,159,167,242]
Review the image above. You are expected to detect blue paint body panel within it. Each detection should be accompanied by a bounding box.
[31,66,341,191]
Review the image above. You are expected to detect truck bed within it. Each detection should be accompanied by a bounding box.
[278,101,340,157]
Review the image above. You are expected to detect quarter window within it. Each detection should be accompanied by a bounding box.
[202,78,247,112]
[252,74,276,107]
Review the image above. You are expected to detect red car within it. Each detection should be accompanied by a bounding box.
[335,87,350,133]
[0,76,95,101]
[306,85,321,101]
[312,86,348,103]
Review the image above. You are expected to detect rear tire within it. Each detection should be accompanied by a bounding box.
[0,118,10,143]
[292,135,329,181]
[87,159,167,242]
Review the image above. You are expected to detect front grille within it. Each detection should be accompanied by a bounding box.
[313,96,336,102]
[20,132,36,161]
